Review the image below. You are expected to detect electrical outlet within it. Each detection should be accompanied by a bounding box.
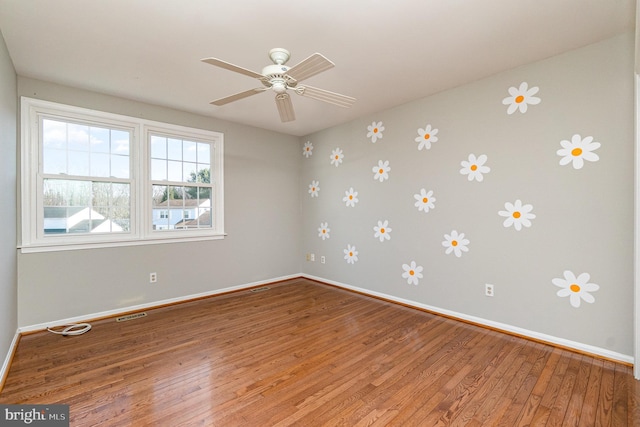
[150,272,157,283]
[310,253,315,262]
[320,256,326,264]
[485,284,494,297]
[306,253,311,261]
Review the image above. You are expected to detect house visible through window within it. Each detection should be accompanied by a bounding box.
[21,97,224,252]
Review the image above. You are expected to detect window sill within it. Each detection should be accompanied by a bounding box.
[19,233,227,253]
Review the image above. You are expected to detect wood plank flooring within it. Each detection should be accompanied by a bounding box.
[1,278,638,426]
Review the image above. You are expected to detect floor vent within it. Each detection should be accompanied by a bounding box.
[116,312,147,322]
[250,287,271,293]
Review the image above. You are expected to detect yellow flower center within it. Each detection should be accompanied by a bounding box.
[422,197,428,203]
[380,228,385,234]
[424,133,430,140]
[409,270,415,276]
[335,155,339,160]
[451,240,458,247]
[515,95,525,103]
[373,128,378,134]
[349,195,353,200]
[311,187,315,192]
[322,229,326,234]
[570,284,581,293]
[513,211,521,219]
[470,164,478,171]
[349,252,353,257]
[571,148,583,157]
[379,168,384,174]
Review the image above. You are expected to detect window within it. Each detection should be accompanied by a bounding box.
[21,97,224,252]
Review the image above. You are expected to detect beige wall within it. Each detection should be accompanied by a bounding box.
[16,77,302,326]
[301,33,635,358]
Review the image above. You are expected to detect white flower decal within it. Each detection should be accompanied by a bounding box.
[342,187,359,207]
[498,200,535,231]
[552,271,599,308]
[330,147,344,167]
[367,121,385,143]
[502,82,541,114]
[303,141,313,158]
[373,220,392,242]
[344,244,359,264]
[415,124,439,150]
[460,154,491,182]
[372,160,390,182]
[308,180,320,198]
[414,189,436,213]
[402,261,423,286]
[557,134,600,170]
[318,222,330,240]
[442,230,469,258]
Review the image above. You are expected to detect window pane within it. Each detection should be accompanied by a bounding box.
[167,138,182,161]
[67,123,90,151]
[68,151,90,176]
[151,159,167,181]
[111,154,129,179]
[112,130,130,155]
[183,140,197,162]
[90,127,110,153]
[151,135,166,159]
[197,143,210,163]
[183,162,197,182]
[43,178,129,235]
[43,149,67,174]
[42,119,67,149]
[91,153,110,177]
[167,160,182,182]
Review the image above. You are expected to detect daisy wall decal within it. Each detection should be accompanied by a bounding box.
[415,124,439,150]
[502,82,541,114]
[342,187,359,207]
[414,189,436,213]
[552,270,599,308]
[373,220,392,242]
[402,261,423,285]
[372,160,391,182]
[498,200,535,231]
[557,134,600,169]
[318,222,330,240]
[308,180,320,198]
[442,230,469,258]
[460,154,491,182]
[330,147,344,167]
[367,121,385,143]
[344,244,359,264]
[303,141,313,158]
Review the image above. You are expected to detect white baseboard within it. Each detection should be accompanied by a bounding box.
[303,274,634,365]
[0,331,20,391]
[18,274,301,334]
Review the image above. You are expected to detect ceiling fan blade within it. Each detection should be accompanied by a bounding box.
[201,57,264,79]
[275,93,295,122]
[296,85,356,108]
[286,53,334,82]
[210,87,268,106]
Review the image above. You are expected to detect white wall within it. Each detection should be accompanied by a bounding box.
[301,34,635,359]
[0,31,17,378]
[16,78,302,327]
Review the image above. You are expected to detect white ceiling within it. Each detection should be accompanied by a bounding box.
[0,1,635,136]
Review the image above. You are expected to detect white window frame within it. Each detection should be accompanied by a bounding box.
[20,97,224,252]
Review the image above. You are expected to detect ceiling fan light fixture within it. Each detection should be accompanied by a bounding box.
[271,79,287,94]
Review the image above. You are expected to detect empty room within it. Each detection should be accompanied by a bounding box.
[0,1,639,425]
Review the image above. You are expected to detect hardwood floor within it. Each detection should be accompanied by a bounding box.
[1,278,638,426]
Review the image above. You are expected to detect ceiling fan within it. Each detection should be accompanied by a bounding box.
[201,48,356,122]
